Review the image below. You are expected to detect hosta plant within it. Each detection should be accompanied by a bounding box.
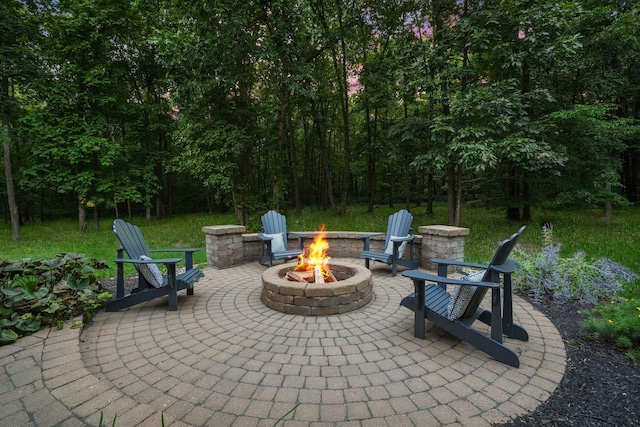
[0,253,111,345]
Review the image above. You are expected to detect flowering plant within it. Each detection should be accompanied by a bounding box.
[512,224,638,304]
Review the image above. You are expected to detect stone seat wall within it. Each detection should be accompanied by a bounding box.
[202,225,469,272]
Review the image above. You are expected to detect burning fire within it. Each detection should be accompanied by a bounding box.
[291,225,335,283]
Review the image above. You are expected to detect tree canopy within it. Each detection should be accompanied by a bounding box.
[2,0,639,235]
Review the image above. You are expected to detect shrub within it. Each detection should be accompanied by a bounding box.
[512,224,638,304]
[513,225,640,360]
[0,253,111,345]
[583,296,640,361]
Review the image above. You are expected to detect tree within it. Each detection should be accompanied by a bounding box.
[0,0,42,241]
[159,0,263,225]
[567,1,640,208]
[545,105,635,217]
[4,0,639,225]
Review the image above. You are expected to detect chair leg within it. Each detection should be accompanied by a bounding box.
[502,273,529,341]
[167,264,178,311]
[490,287,503,342]
[116,263,126,299]
[413,279,426,339]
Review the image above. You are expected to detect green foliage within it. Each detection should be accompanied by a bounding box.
[512,224,638,304]
[2,0,640,226]
[0,253,111,345]
[583,296,640,361]
[541,104,637,208]
[509,219,640,360]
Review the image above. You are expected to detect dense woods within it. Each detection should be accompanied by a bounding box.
[1,0,639,239]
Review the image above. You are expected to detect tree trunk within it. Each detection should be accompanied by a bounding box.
[523,181,532,221]
[388,172,394,208]
[604,183,613,218]
[145,192,151,224]
[93,206,99,231]
[506,163,521,220]
[447,160,456,226]
[3,124,20,242]
[405,160,411,211]
[78,201,87,232]
[2,76,20,242]
[622,148,638,202]
[338,67,351,215]
[273,98,286,210]
[313,100,335,212]
[323,130,336,212]
[288,106,301,214]
[455,164,462,226]
[426,173,434,216]
[365,99,375,213]
[333,0,351,216]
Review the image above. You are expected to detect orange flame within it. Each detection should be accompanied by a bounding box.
[295,224,331,279]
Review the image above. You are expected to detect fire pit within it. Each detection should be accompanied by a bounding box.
[261,226,373,315]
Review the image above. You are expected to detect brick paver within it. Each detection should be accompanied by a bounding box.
[0,259,566,426]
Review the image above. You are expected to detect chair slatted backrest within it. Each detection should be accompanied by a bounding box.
[461,225,526,319]
[261,210,288,235]
[384,209,414,248]
[113,219,151,268]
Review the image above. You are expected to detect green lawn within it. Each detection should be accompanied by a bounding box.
[1,204,639,278]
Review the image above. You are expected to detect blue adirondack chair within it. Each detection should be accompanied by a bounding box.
[360,209,418,276]
[257,210,307,267]
[106,219,204,312]
[400,225,528,367]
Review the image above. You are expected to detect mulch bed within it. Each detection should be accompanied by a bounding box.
[499,299,640,427]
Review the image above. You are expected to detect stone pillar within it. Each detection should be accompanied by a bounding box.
[202,225,246,268]
[419,225,470,272]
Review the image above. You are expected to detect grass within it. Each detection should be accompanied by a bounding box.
[1,203,639,279]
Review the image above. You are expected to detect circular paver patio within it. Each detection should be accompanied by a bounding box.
[1,259,566,426]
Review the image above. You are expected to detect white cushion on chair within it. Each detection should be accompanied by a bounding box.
[264,233,286,253]
[139,255,163,288]
[384,235,408,258]
[446,271,484,320]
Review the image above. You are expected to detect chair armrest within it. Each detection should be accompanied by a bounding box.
[257,233,272,241]
[430,258,488,270]
[490,259,516,275]
[390,235,416,243]
[115,257,182,266]
[430,258,516,278]
[149,249,199,270]
[150,248,200,254]
[402,270,500,289]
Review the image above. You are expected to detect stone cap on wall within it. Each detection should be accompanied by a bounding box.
[418,225,469,237]
[202,225,246,235]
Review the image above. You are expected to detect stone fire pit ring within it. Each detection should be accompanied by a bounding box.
[261,261,373,315]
